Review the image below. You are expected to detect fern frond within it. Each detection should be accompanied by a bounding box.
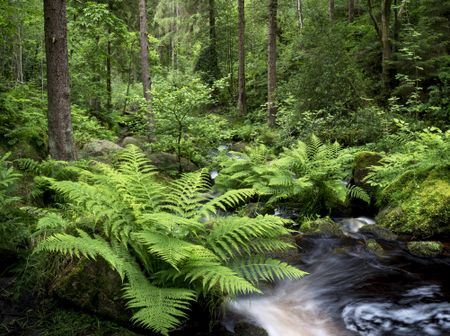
[199,188,256,218]
[347,185,371,203]
[232,256,307,284]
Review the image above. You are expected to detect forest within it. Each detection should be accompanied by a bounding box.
[0,0,449,335]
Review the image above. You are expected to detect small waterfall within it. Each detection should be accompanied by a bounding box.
[225,218,450,336]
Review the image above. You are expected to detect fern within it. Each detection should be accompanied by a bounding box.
[34,145,304,335]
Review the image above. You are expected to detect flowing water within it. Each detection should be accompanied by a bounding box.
[225,218,450,336]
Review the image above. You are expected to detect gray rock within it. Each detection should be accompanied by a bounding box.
[79,140,122,158]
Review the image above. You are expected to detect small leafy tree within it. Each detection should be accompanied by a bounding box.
[34,145,305,335]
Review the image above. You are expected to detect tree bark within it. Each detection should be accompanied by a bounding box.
[43,0,75,161]
[208,0,219,81]
[296,0,304,29]
[237,0,246,116]
[381,0,393,94]
[348,0,355,23]
[138,0,154,136]
[106,37,112,111]
[329,0,335,21]
[267,0,277,127]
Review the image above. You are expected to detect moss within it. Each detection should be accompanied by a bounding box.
[352,151,383,190]
[301,217,344,238]
[234,321,269,336]
[359,224,398,240]
[407,241,443,257]
[377,177,450,237]
[366,239,384,257]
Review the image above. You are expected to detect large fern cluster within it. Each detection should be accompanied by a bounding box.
[365,127,450,205]
[215,135,369,217]
[34,145,305,335]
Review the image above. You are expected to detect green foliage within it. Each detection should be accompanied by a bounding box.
[34,145,305,335]
[216,135,369,217]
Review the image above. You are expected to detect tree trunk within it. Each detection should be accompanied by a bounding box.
[267,0,277,127]
[329,0,335,21]
[209,0,219,81]
[296,0,304,29]
[348,0,355,23]
[138,0,154,136]
[237,0,246,116]
[106,37,112,111]
[381,0,393,94]
[43,0,75,161]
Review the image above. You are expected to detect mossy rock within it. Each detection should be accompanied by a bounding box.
[79,140,122,159]
[377,177,450,238]
[352,151,383,191]
[301,217,345,238]
[147,152,197,174]
[406,241,444,257]
[359,224,398,240]
[234,321,269,336]
[51,258,129,322]
[366,239,384,257]
[120,136,148,148]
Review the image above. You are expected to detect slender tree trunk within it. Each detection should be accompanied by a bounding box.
[138,0,154,136]
[209,0,219,82]
[381,0,393,94]
[267,0,277,127]
[15,21,24,83]
[43,0,75,161]
[296,0,304,29]
[106,37,112,111]
[237,0,246,116]
[329,0,335,21]
[348,0,355,23]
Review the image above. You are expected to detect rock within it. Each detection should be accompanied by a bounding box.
[366,239,384,257]
[79,140,122,159]
[377,177,450,238]
[147,152,197,174]
[407,241,444,257]
[120,136,147,148]
[300,217,345,238]
[51,258,129,322]
[352,151,383,190]
[359,224,398,240]
[234,321,269,336]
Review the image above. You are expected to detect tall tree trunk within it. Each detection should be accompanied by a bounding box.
[106,37,112,111]
[329,0,335,21]
[43,0,75,161]
[267,0,277,127]
[237,0,246,116]
[138,0,154,136]
[381,0,393,94]
[296,0,304,29]
[209,0,219,81]
[348,0,355,23]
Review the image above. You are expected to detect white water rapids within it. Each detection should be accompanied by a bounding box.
[225,218,450,336]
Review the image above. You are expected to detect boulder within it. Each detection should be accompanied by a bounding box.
[51,258,129,322]
[407,241,444,258]
[359,224,397,241]
[377,177,450,238]
[351,151,383,190]
[79,140,122,159]
[234,321,269,336]
[366,239,384,257]
[120,136,147,148]
[300,217,345,238]
[147,152,197,174]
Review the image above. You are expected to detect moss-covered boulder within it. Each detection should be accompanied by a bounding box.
[300,217,345,238]
[366,239,384,257]
[147,152,197,174]
[51,258,129,322]
[406,241,444,257]
[359,224,398,240]
[79,140,122,159]
[234,321,269,336]
[352,151,383,191]
[377,177,450,237]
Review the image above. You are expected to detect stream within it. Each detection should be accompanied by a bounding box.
[224,218,450,336]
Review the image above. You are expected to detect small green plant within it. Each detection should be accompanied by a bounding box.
[34,145,305,335]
